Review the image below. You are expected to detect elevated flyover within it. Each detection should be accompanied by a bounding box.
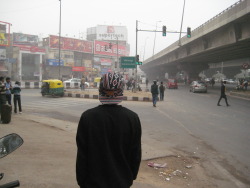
[140,0,250,81]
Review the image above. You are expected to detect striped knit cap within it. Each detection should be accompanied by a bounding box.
[99,72,124,104]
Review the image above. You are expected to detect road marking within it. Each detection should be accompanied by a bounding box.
[156,108,193,135]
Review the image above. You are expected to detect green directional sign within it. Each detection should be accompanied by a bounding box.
[120,56,136,69]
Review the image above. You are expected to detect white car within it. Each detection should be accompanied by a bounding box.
[227,79,236,84]
[63,78,89,87]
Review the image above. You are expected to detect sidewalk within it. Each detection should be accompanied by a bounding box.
[0,113,205,188]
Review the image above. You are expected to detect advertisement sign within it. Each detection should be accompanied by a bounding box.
[13,33,39,46]
[46,59,64,66]
[64,62,74,67]
[96,25,127,41]
[0,48,6,60]
[100,68,112,75]
[0,22,10,46]
[100,58,112,66]
[94,40,127,57]
[20,46,45,53]
[72,66,85,72]
[0,33,9,46]
[49,35,93,53]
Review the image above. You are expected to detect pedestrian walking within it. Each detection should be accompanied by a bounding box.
[151,80,159,107]
[0,76,7,120]
[146,78,149,88]
[76,72,142,188]
[80,76,86,91]
[12,81,22,114]
[159,81,165,101]
[5,77,12,105]
[243,80,248,91]
[217,81,230,107]
[211,78,215,88]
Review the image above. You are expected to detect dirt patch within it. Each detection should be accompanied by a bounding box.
[135,155,214,188]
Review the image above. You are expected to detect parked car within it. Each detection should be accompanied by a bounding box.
[63,78,89,87]
[190,81,207,93]
[167,79,178,89]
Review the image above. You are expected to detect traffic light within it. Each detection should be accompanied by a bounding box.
[187,27,191,38]
[136,55,139,62]
[162,26,166,36]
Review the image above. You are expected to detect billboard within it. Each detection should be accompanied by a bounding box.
[94,40,127,57]
[46,59,64,66]
[96,25,127,41]
[100,58,112,66]
[19,46,45,53]
[49,35,93,53]
[13,33,39,46]
[0,48,6,60]
[72,66,85,72]
[0,22,11,46]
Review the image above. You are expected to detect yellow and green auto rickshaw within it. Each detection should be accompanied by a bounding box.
[41,79,64,97]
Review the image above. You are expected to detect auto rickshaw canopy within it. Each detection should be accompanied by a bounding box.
[42,79,63,89]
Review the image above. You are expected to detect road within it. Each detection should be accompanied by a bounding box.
[18,85,250,187]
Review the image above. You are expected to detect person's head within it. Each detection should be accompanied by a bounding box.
[223,81,226,84]
[99,72,124,104]
[0,76,4,82]
[160,81,163,84]
[153,80,157,84]
[6,77,10,82]
[15,81,20,85]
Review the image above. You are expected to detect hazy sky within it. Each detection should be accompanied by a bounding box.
[1,0,240,60]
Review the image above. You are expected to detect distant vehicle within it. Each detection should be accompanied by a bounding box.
[205,78,211,83]
[190,81,207,93]
[63,78,89,87]
[167,79,178,89]
[227,79,236,84]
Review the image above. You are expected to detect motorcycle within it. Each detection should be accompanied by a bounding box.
[0,133,24,188]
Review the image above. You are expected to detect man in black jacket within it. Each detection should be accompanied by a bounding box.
[76,72,142,188]
[217,81,230,106]
[151,80,158,107]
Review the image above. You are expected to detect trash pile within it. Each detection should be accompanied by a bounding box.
[147,155,198,183]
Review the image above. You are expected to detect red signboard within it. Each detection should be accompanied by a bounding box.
[19,46,45,53]
[49,35,93,53]
[72,66,86,72]
[94,40,127,57]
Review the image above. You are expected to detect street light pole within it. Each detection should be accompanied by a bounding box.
[152,21,161,57]
[179,0,186,46]
[58,0,62,80]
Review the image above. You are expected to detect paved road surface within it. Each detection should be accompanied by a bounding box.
[18,85,250,187]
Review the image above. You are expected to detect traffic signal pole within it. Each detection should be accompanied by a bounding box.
[135,20,138,92]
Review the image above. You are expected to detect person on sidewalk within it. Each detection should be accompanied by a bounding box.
[12,81,22,114]
[0,76,7,119]
[151,80,159,107]
[217,81,230,107]
[5,77,12,105]
[159,81,165,101]
[76,72,142,188]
